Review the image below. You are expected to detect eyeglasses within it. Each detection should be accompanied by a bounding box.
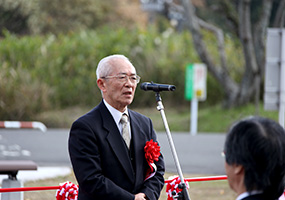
[101,74,141,84]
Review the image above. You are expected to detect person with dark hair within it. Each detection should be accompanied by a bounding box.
[68,55,165,200]
[224,116,285,200]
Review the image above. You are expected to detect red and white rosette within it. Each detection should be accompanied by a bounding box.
[166,176,189,200]
[144,139,161,181]
[56,181,78,200]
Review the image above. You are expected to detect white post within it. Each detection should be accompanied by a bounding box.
[1,179,23,200]
[279,29,285,128]
[190,98,198,135]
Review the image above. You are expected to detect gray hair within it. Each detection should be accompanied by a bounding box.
[96,54,135,80]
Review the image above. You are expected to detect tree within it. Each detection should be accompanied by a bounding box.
[142,0,285,108]
[0,0,33,35]
[28,0,118,34]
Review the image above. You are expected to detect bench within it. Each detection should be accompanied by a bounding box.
[0,160,37,180]
[0,160,37,200]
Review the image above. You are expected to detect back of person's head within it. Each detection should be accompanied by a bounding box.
[224,116,285,198]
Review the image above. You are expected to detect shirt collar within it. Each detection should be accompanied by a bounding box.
[103,99,128,126]
[236,191,263,200]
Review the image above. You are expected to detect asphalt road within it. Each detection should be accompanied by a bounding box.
[0,129,226,175]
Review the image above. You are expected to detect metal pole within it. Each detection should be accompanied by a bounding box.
[279,29,285,128]
[190,99,198,135]
[155,93,191,200]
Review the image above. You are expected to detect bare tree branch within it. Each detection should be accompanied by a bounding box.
[238,0,259,102]
[219,0,239,37]
[158,0,274,107]
[273,0,285,27]
[253,0,273,76]
[251,0,273,113]
[180,0,219,77]
[179,0,239,107]
[197,18,228,75]
[239,0,257,70]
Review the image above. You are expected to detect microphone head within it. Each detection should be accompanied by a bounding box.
[169,85,176,91]
[140,82,176,92]
[140,82,150,91]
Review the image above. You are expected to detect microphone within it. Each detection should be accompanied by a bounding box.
[140,82,176,92]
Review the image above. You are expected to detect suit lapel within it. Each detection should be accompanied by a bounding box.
[129,111,147,184]
[99,102,135,183]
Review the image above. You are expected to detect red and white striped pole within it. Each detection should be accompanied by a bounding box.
[0,121,47,132]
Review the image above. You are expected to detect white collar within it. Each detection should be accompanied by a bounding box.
[103,99,128,128]
[236,191,263,200]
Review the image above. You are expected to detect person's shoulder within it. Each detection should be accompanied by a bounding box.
[129,109,151,123]
[242,193,271,200]
[73,103,102,124]
[129,109,148,118]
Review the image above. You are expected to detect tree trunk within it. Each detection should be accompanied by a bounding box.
[238,0,258,105]
[237,0,273,106]
[178,0,275,108]
[180,0,240,108]
[273,0,285,28]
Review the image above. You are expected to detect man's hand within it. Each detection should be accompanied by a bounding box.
[134,193,147,200]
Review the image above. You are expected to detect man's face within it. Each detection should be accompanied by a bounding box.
[99,58,137,112]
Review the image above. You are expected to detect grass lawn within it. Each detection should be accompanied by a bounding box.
[137,103,279,133]
[37,103,279,133]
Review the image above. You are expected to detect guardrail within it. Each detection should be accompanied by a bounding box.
[0,121,47,132]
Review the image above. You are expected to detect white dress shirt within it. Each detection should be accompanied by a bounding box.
[103,99,131,139]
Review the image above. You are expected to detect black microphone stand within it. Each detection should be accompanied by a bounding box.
[154,92,191,200]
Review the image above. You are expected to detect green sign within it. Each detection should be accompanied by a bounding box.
[185,64,194,100]
[185,63,207,101]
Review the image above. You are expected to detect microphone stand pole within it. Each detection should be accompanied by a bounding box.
[155,92,191,200]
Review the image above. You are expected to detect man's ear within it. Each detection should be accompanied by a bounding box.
[234,164,244,175]
[97,79,106,92]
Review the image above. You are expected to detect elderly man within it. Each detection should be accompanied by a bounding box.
[68,54,165,200]
[224,116,285,200]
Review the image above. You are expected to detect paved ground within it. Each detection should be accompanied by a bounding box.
[157,132,226,175]
[0,129,226,182]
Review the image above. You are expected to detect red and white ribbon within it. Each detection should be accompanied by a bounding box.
[145,162,157,181]
[144,139,161,181]
[166,176,189,200]
[0,121,47,132]
[56,182,78,200]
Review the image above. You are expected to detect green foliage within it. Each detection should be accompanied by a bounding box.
[0,0,121,35]
[129,26,200,107]
[0,27,241,120]
[0,62,51,120]
[197,104,279,133]
[28,0,118,34]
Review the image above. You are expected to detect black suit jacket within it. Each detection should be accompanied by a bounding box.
[68,101,165,200]
[242,193,277,200]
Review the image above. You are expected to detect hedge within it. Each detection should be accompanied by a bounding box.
[0,27,237,120]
